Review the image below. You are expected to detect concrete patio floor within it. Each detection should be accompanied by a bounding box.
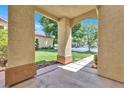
[0,71,5,88]
[10,62,124,88]
[0,59,124,88]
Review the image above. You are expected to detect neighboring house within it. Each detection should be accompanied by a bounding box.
[0,17,8,30]
[35,34,53,48]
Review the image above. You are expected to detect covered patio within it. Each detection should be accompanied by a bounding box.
[1,61,124,88]
[4,5,124,87]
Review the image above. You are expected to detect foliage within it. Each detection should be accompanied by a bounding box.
[35,38,39,50]
[72,22,98,50]
[39,16,98,50]
[94,54,97,65]
[40,16,58,47]
[0,29,8,60]
[83,23,98,51]
[72,22,85,47]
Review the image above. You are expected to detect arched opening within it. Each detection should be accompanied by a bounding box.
[69,18,99,72]
[34,12,58,71]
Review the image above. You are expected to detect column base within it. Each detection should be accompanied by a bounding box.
[57,55,72,64]
[5,63,36,87]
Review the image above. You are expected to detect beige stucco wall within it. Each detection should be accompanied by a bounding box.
[58,17,72,57]
[8,6,35,68]
[35,36,53,48]
[98,6,124,83]
[71,9,98,27]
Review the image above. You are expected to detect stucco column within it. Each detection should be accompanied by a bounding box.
[98,6,124,83]
[6,6,36,87]
[57,17,72,64]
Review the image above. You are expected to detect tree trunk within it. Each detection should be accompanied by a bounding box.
[87,37,91,52]
[88,44,91,52]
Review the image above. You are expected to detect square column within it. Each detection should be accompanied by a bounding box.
[57,17,72,64]
[98,6,124,83]
[6,6,36,87]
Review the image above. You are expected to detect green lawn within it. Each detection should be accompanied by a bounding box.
[35,48,96,64]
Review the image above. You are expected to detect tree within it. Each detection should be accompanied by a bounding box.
[72,22,85,47]
[40,17,84,48]
[40,16,58,47]
[39,16,98,51]
[0,29,8,60]
[84,23,98,52]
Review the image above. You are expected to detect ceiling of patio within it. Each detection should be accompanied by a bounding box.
[38,5,96,19]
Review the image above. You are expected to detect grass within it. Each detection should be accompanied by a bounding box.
[35,48,57,64]
[72,51,95,61]
[35,48,96,64]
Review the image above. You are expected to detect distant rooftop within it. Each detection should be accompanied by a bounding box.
[0,17,8,23]
[35,34,52,38]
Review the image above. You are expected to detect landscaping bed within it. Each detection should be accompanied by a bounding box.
[0,60,7,71]
[36,61,58,70]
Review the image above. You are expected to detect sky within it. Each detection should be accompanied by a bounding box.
[34,12,45,35]
[0,5,98,35]
[0,5,8,20]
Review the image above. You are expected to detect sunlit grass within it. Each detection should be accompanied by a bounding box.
[35,48,96,64]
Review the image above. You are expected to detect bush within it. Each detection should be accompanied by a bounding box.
[35,38,39,50]
[0,29,8,63]
[94,54,97,65]
[41,47,54,49]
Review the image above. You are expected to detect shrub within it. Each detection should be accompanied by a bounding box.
[94,54,97,65]
[0,29,8,59]
[35,38,39,50]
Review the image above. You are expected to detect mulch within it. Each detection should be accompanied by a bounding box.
[0,60,7,72]
[36,61,58,70]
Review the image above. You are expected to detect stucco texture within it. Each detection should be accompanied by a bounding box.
[98,6,124,83]
[8,6,35,68]
[58,17,72,57]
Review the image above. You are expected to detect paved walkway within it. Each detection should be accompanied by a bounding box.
[0,56,124,88]
[0,71,5,87]
[59,55,94,72]
[13,57,124,88]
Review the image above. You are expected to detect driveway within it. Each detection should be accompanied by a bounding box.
[72,47,98,52]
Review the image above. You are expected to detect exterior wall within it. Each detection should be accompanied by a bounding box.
[0,19,8,30]
[35,35,53,48]
[6,5,36,86]
[71,9,98,27]
[98,6,124,83]
[8,6,35,68]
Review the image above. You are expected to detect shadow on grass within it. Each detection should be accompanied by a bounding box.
[72,51,96,55]
[36,48,57,53]
[36,48,96,54]
[36,60,56,64]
